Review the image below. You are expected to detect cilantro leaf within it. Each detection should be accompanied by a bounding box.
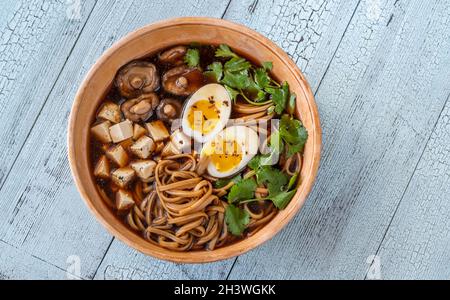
[227,178,257,203]
[287,92,296,115]
[215,44,239,59]
[262,61,273,71]
[256,165,289,196]
[248,151,280,169]
[224,85,239,102]
[204,62,223,82]
[221,71,251,90]
[225,204,250,236]
[184,48,200,67]
[266,82,290,114]
[271,189,297,209]
[280,114,308,157]
[270,129,283,155]
[255,68,271,89]
[287,172,299,191]
[214,174,241,188]
[224,57,251,73]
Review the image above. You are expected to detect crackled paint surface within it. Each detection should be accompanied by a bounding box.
[0,0,450,279]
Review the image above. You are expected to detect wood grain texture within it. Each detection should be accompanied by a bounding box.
[224,0,360,92]
[94,240,234,280]
[375,96,450,279]
[1,0,450,279]
[0,0,97,187]
[92,0,362,277]
[0,0,230,279]
[0,239,76,279]
[228,0,450,279]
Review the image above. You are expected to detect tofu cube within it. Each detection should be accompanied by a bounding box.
[91,121,112,143]
[130,136,155,159]
[111,167,135,188]
[145,120,169,142]
[161,141,181,157]
[130,160,156,180]
[133,124,147,140]
[94,155,110,179]
[116,189,135,211]
[171,129,191,153]
[109,120,133,143]
[154,141,165,153]
[105,145,129,167]
[97,101,121,123]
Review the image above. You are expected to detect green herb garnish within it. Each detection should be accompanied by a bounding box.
[184,48,200,67]
[262,61,273,71]
[225,204,250,236]
[204,62,223,82]
[227,178,257,203]
[215,44,239,59]
[214,174,241,189]
[270,189,297,209]
[280,114,308,157]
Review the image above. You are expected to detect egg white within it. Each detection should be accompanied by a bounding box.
[181,83,232,143]
[201,126,259,178]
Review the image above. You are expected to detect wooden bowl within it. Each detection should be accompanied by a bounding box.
[68,17,321,263]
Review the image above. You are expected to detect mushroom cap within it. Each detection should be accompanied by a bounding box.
[115,61,160,98]
[156,98,182,123]
[121,93,160,122]
[158,46,187,65]
[162,65,205,96]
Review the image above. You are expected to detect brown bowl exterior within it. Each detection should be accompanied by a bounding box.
[68,17,321,263]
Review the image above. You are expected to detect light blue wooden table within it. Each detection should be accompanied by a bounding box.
[0,0,449,280]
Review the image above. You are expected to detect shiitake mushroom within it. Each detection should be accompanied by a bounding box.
[156,98,182,123]
[162,65,205,96]
[121,93,160,122]
[115,61,160,98]
[158,46,187,65]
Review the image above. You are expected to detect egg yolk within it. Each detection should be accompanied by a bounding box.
[204,140,242,172]
[187,99,221,134]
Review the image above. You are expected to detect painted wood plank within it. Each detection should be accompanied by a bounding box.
[0,0,97,187]
[94,0,362,278]
[0,0,230,279]
[0,239,77,279]
[94,240,234,280]
[375,95,450,279]
[228,0,450,279]
[224,0,361,92]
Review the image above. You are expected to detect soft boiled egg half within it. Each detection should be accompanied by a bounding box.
[200,126,259,178]
[181,83,232,143]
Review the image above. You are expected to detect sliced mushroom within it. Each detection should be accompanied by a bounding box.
[156,98,182,123]
[158,46,187,65]
[115,61,160,98]
[121,93,159,122]
[162,65,205,96]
